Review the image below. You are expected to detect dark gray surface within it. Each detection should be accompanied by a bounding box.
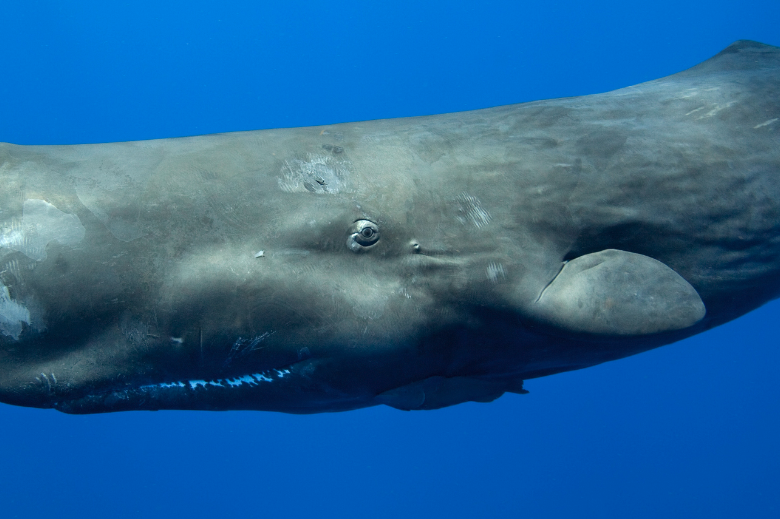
[0,40,778,413]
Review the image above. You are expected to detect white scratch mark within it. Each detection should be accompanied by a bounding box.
[698,101,737,119]
[41,373,51,392]
[457,194,491,228]
[754,118,778,129]
[224,332,274,368]
[486,262,506,283]
[677,88,700,99]
[685,106,706,116]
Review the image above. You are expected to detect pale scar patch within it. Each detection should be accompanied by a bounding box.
[0,279,30,340]
[1,199,86,261]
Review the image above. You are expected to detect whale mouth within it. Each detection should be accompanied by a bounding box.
[52,364,299,414]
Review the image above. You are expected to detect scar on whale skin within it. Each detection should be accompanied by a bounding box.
[1,199,86,261]
[0,280,30,340]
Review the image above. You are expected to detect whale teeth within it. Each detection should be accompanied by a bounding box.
[142,368,290,392]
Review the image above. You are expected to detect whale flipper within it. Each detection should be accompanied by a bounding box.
[375,376,513,411]
[534,250,705,336]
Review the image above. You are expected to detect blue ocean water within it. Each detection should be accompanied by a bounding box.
[0,1,778,517]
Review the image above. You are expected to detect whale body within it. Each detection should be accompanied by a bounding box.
[0,40,778,414]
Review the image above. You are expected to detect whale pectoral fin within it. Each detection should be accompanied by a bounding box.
[375,376,508,411]
[533,249,705,336]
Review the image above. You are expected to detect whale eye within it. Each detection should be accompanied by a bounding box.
[347,220,380,251]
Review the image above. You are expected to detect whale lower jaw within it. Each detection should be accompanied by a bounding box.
[51,361,373,414]
[53,365,299,414]
[141,368,292,391]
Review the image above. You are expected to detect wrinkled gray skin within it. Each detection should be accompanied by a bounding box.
[0,40,778,414]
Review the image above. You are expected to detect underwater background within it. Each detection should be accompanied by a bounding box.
[0,1,778,517]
